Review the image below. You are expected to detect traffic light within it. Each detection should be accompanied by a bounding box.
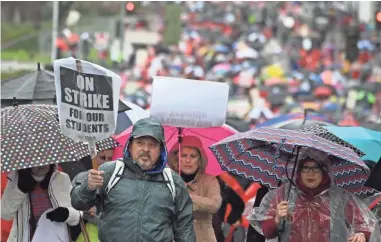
[376,11,381,30]
[376,2,381,31]
[126,2,135,13]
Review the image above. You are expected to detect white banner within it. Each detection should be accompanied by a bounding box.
[54,57,121,149]
[150,76,229,128]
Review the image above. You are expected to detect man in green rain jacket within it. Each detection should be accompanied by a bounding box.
[71,118,196,242]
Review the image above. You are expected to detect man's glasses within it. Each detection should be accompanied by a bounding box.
[300,166,322,173]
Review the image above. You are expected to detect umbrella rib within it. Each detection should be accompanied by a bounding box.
[166,128,179,143]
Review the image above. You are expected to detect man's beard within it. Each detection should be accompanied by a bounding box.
[136,154,155,171]
[136,160,155,171]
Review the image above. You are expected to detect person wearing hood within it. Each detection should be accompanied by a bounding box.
[1,164,81,242]
[248,148,380,242]
[168,135,222,242]
[71,118,196,242]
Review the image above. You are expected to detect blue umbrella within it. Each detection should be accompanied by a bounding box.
[325,127,381,163]
[214,44,229,53]
[321,102,340,112]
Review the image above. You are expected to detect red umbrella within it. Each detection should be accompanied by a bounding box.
[314,86,333,97]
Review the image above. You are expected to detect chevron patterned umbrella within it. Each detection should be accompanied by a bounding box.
[298,125,366,158]
[210,127,376,196]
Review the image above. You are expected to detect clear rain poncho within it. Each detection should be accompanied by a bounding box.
[248,149,381,242]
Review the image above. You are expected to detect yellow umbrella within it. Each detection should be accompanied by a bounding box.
[262,64,285,79]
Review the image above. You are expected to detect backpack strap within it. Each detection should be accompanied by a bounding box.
[163,167,176,202]
[104,161,175,202]
[105,159,125,195]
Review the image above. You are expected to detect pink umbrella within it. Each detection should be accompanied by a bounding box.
[112,124,238,176]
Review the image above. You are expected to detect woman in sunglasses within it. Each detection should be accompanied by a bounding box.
[248,148,380,242]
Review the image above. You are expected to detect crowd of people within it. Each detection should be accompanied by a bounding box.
[1,2,381,242]
[2,117,380,242]
[122,2,380,129]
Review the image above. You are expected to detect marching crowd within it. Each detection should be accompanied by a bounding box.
[1,2,381,242]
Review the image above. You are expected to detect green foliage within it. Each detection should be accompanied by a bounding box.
[1,21,51,43]
[1,23,37,43]
[1,50,51,64]
[1,21,52,52]
[1,69,30,80]
[162,3,182,46]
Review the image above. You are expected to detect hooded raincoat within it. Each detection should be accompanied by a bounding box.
[248,151,381,242]
[168,136,222,242]
[71,118,196,242]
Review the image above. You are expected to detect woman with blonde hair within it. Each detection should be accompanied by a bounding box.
[168,135,222,242]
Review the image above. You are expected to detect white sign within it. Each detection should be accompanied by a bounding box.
[54,57,121,152]
[32,209,70,242]
[150,76,229,128]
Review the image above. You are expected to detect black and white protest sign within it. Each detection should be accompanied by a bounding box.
[54,58,121,148]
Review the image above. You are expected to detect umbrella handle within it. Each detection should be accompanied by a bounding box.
[178,128,183,175]
[278,146,301,239]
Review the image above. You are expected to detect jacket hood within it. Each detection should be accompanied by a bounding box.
[295,148,332,198]
[167,135,208,174]
[123,136,168,175]
[123,118,168,174]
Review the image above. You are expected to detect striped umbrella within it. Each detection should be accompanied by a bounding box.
[210,127,375,196]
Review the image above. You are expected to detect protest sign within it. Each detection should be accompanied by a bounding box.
[150,76,229,128]
[54,58,121,154]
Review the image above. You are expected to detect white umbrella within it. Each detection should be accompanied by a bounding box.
[115,101,150,135]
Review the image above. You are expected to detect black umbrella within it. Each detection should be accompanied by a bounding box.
[262,85,288,106]
[1,63,55,101]
[154,44,170,55]
[274,119,335,130]
[59,155,93,180]
[225,117,251,132]
[1,63,129,113]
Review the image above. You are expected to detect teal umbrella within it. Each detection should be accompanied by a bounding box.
[325,127,381,163]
